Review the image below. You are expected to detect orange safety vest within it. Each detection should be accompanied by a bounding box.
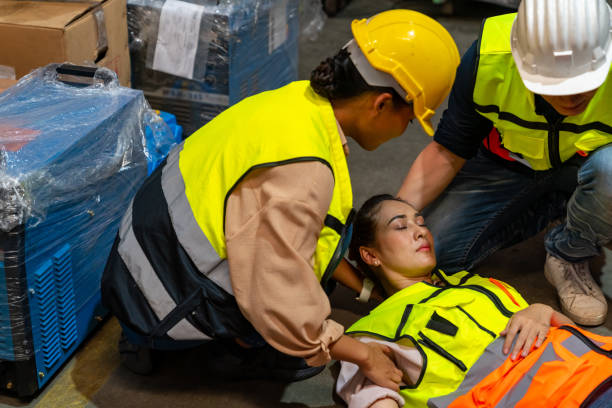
[430,325,612,407]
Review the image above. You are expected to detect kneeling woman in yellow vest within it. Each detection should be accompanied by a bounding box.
[337,194,612,408]
[100,10,460,385]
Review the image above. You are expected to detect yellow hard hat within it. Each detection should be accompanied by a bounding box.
[351,9,460,136]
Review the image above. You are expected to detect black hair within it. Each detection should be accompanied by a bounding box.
[310,48,408,107]
[348,194,408,283]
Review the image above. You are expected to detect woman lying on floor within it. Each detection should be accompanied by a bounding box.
[336,194,612,408]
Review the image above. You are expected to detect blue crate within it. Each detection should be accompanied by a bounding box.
[128,0,299,136]
[0,66,178,396]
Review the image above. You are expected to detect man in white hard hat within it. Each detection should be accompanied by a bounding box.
[398,0,612,326]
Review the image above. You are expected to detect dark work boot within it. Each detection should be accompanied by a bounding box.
[206,341,325,382]
[260,345,326,382]
[118,333,153,375]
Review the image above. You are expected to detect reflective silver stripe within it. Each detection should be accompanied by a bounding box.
[495,343,560,407]
[168,319,211,341]
[206,259,232,294]
[118,196,137,240]
[118,201,210,341]
[428,339,561,408]
[508,152,534,169]
[428,338,507,407]
[562,335,592,358]
[161,145,234,295]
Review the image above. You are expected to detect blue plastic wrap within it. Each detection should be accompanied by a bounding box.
[127,0,321,136]
[0,64,179,393]
[143,109,183,175]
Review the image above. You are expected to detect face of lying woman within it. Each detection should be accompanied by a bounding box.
[370,199,436,279]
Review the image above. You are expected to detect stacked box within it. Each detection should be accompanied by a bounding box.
[128,0,300,136]
[0,65,180,396]
[0,0,132,87]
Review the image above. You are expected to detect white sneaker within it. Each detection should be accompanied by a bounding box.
[544,253,608,326]
[601,246,612,300]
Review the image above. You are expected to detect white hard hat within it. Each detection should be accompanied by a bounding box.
[511,0,612,96]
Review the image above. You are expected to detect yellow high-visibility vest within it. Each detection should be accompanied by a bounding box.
[474,13,612,170]
[175,80,354,283]
[346,270,528,407]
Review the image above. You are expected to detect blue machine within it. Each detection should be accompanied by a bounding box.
[0,65,180,396]
[128,0,299,136]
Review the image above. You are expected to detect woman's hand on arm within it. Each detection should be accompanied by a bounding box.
[330,335,403,391]
[500,303,553,360]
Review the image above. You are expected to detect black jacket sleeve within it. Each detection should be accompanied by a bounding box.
[433,40,493,160]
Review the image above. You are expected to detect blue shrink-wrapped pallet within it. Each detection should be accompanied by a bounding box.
[0,64,180,396]
[128,0,300,136]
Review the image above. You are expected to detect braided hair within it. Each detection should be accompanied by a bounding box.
[310,48,408,106]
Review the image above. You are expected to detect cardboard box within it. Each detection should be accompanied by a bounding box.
[0,78,17,93]
[0,0,130,86]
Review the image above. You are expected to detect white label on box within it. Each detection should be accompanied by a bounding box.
[269,0,288,54]
[153,0,204,79]
[0,65,16,80]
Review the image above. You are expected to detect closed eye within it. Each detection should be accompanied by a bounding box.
[387,214,407,225]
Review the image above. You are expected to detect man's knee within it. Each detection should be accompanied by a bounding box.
[581,145,612,198]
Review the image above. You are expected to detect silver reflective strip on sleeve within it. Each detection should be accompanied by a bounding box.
[161,145,234,295]
[118,201,210,341]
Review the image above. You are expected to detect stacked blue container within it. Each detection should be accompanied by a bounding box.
[128,0,299,136]
[0,65,180,396]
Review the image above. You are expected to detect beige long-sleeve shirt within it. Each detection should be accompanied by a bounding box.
[224,127,349,366]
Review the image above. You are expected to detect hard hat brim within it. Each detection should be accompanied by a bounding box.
[517,58,612,96]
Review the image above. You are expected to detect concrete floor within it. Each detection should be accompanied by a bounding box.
[2,0,611,407]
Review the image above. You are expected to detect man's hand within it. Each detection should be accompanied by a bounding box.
[500,303,553,360]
